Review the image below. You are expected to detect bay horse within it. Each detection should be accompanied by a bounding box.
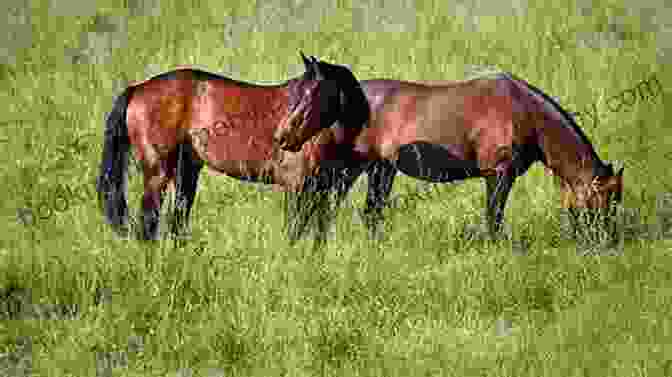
[96,52,375,244]
[274,60,624,240]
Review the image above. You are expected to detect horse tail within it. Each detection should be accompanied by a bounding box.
[96,86,135,235]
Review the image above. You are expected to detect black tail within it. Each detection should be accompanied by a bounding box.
[96,86,134,236]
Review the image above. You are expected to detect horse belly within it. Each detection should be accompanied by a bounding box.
[395,141,480,182]
[209,126,273,162]
[186,120,275,180]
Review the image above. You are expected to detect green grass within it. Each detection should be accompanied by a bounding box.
[1,0,671,376]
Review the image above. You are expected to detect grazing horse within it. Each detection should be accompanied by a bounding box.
[274,60,624,240]
[96,52,373,244]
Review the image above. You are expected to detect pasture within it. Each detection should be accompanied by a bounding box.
[1,0,671,375]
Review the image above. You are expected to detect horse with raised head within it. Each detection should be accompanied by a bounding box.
[274,59,624,240]
[96,52,375,245]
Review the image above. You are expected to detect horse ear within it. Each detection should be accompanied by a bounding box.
[300,51,313,75]
[617,166,624,176]
[300,51,309,65]
[312,58,324,80]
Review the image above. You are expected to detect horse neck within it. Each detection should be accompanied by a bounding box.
[346,80,394,160]
[507,75,605,187]
[537,114,604,187]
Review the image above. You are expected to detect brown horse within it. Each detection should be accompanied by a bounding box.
[96,52,373,243]
[274,61,624,240]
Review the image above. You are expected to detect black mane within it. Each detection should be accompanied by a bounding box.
[315,59,371,130]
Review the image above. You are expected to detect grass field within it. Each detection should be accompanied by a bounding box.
[1,0,671,376]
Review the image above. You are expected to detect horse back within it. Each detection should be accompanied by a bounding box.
[376,77,524,139]
[125,69,289,134]
[124,68,291,165]
[366,75,541,171]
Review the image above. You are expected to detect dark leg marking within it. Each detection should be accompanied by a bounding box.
[362,160,396,239]
[140,187,165,241]
[567,207,580,240]
[485,173,515,238]
[307,163,362,249]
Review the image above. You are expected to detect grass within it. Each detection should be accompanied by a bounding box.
[1,0,671,376]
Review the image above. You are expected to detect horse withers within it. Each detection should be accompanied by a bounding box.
[274,60,624,241]
[96,52,372,245]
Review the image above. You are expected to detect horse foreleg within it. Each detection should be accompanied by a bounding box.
[330,163,371,213]
[362,160,397,240]
[279,175,312,245]
[567,207,579,240]
[272,152,325,244]
[170,143,204,238]
[309,162,374,247]
[485,173,515,239]
[310,188,332,251]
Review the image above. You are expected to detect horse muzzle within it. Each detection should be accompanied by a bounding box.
[275,116,307,152]
[274,133,302,152]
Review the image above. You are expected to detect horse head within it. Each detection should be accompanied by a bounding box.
[274,52,369,152]
[560,162,624,237]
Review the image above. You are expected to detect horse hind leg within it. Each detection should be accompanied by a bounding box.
[139,152,176,241]
[169,143,204,238]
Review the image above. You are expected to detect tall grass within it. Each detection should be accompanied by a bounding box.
[1,0,671,376]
